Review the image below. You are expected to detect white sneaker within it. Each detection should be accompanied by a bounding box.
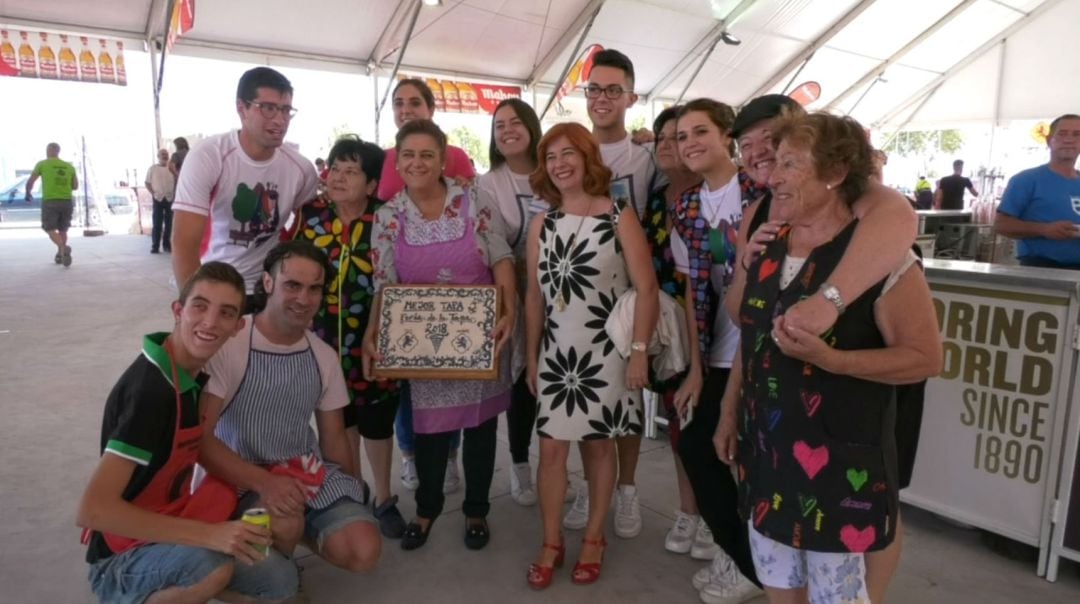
[443,457,461,494]
[693,549,735,590]
[665,511,698,554]
[698,552,763,604]
[510,462,537,506]
[562,484,589,530]
[614,484,643,538]
[400,457,419,491]
[691,519,720,560]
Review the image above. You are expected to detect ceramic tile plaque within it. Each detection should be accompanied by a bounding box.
[374,284,500,380]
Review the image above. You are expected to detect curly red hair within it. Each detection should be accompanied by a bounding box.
[530,122,612,209]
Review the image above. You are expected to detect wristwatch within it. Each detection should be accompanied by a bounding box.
[819,282,846,315]
[630,341,647,353]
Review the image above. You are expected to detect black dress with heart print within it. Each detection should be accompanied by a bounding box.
[735,220,900,554]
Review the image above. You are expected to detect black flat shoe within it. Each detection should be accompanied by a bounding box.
[464,518,490,550]
[401,519,434,551]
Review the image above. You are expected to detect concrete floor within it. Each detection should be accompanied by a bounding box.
[1,228,1079,603]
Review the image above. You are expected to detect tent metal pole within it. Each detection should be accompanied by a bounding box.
[645,0,758,102]
[826,0,978,112]
[872,0,1065,129]
[675,36,722,104]
[845,76,882,116]
[742,0,877,104]
[779,53,813,95]
[526,0,606,89]
[376,0,424,117]
[879,83,942,150]
[538,7,603,120]
[148,39,163,150]
[988,39,1007,172]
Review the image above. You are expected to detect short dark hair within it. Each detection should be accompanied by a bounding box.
[678,98,737,156]
[652,105,682,139]
[314,157,325,166]
[178,261,245,311]
[953,159,964,170]
[1049,114,1080,138]
[393,78,436,112]
[771,110,874,207]
[489,98,542,170]
[173,137,189,151]
[730,94,803,140]
[327,135,386,188]
[591,48,635,88]
[395,119,448,158]
[236,67,293,103]
[253,240,336,301]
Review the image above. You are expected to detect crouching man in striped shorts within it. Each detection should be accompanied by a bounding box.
[198,240,382,580]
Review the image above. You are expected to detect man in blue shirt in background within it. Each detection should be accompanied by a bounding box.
[995,114,1080,269]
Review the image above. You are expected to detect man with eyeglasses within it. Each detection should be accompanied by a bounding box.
[561,48,658,543]
[584,49,657,219]
[171,67,318,308]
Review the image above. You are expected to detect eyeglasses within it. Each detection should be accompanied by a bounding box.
[247,101,298,119]
[584,84,629,100]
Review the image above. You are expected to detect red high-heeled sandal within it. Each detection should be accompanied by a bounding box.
[571,536,607,585]
[526,542,566,590]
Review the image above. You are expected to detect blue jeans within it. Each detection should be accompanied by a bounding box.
[88,543,297,604]
[394,382,460,455]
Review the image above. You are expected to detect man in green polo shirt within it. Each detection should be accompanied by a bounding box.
[26,142,78,266]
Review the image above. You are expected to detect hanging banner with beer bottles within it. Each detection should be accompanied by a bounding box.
[0,26,126,85]
[402,75,522,115]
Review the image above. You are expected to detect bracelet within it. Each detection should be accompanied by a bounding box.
[819,282,846,314]
[741,254,751,271]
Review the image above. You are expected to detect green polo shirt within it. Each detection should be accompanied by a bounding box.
[87,332,206,564]
[33,157,76,201]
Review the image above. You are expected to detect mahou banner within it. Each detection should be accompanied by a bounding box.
[405,76,521,115]
[0,27,127,86]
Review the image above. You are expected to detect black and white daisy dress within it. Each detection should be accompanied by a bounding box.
[535,201,643,441]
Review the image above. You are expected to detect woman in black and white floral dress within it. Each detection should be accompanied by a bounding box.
[524,122,658,589]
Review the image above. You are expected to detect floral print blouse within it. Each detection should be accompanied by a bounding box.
[293,196,400,407]
[371,184,513,291]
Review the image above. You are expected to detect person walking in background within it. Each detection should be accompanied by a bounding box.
[170,137,190,179]
[934,159,978,210]
[145,148,176,254]
[26,142,78,267]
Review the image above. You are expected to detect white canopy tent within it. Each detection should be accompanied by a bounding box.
[4,0,1079,135]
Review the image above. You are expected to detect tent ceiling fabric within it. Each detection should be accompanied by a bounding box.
[2,0,1077,129]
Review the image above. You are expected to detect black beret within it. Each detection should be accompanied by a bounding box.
[730,94,801,139]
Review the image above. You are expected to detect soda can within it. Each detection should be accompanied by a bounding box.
[241,508,271,556]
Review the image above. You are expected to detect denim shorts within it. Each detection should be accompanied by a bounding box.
[749,522,870,603]
[87,543,298,604]
[305,496,376,551]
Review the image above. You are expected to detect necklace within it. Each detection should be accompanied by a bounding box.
[555,198,595,312]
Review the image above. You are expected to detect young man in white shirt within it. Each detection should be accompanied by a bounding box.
[564,48,657,539]
[171,67,319,307]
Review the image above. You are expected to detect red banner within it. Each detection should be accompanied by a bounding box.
[404,76,522,115]
[166,0,196,52]
[0,27,126,85]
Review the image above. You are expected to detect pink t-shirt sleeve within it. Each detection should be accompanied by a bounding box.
[377,149,403,201]
[445,146,476,181]
[314,340,349,411]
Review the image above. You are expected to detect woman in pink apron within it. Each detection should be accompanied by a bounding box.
[365,119,516,551]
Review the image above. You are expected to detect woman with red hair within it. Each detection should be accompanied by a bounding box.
[524,122,658,588]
